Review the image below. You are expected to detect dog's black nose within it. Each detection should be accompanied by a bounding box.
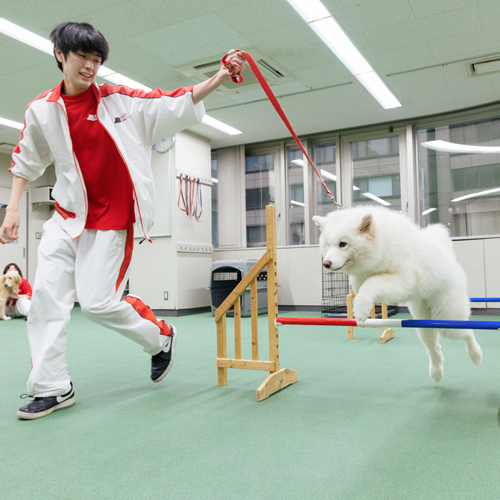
[323,260,331,269]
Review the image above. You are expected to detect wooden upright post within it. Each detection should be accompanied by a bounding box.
[256,205,298,402]
[215,204,298,401]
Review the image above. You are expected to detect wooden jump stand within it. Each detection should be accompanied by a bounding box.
[214,205,298,401]
[346,291,395,344]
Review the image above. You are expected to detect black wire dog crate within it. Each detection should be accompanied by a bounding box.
[210,260,268,317]
[321,267,398,318]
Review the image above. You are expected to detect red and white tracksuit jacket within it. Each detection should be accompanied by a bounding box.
[10,80,205,240]
[10,81,205,397]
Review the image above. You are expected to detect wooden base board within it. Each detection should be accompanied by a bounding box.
[380,328,395,344]
[256,368,298,402]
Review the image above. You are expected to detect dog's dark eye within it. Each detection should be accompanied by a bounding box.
[339,242,347,248]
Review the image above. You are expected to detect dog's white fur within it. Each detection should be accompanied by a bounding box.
[313,205,482,382]
[0,270,21,321]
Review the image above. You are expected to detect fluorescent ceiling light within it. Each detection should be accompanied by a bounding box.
[290,200,305,207]
[201,115,242,135]
[421,140,500,154]
[355,72,401,109]
[308,17,373,76]
[291,159,304,167]
[451,187,500,202]
[285,1,401,109]
[320,169,336,182]
[0,18,240,136]
[0,18,53,55]
[211,178,218,184]
[362,192,391,206]
[102,72,153,92]
[97,66,116,78]
[422,207,437,215]
[284,0,330,23]
[0,117,23,130]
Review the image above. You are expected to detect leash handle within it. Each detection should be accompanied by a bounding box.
[221,50,341,209]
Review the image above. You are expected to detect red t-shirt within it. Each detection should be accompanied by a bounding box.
[61,85,135,230]
[7,277,32,306]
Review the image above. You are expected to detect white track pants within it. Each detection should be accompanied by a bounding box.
[27,218,171,397]
[5,296,31,317]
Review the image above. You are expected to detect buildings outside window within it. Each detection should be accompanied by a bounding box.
[418,116,500,237]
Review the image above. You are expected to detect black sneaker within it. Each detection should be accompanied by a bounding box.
[151,326,177,382]
[17,383,75,420]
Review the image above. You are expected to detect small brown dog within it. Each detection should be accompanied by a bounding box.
[0,271,22,320]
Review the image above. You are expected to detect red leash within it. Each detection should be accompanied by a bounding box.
[221,50,341,209]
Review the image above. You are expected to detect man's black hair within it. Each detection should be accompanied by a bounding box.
[50,22,109,72]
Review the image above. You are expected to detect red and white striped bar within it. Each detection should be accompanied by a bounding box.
[275,317,500,330]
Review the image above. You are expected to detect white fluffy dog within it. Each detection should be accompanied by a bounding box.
[0,270,21,321]
[313,205,482,382]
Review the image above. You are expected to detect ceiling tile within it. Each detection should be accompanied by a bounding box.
[338,0,374,8]
[409,80,494,107]
[0,1,79,32]
[129,14,241,59]
[245,24,312,62]
[369,42,434,74]
[390,75,448,96]
[333,0,416,36]
[427,27,499,62]
[391,63,464,84]
[292,64,352,90]
[57,0,123,15]
[72,1,166,43]
[128,0,248,26]
[217,0,297,34]
[0,40,52,73]
[365,5,481,51]
[478,1,500,29]
[163,35,253,67]
[408,0,479,18]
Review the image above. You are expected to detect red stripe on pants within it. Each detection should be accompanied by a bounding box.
[123,296,172,336]
[116,228,134,292]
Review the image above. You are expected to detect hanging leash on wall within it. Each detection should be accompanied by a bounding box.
[221,50,342,210]
[177,173,203,218]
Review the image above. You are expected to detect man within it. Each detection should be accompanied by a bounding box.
[0,22,245,420]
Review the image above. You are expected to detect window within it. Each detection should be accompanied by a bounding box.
[211,152,218,249]
[287,147,305,245]
[314,141,337,217]
[351,136,401,211]
[418,116,500,236]
[245,151,275,247]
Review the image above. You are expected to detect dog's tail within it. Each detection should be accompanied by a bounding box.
[423,223,453,252]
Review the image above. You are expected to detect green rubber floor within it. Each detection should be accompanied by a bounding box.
[2,309,500,500]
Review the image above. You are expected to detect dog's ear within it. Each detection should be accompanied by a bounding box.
[357,214,373,234]
[312,215,327,230]
[0,275,4,285]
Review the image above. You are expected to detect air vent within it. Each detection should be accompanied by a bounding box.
[468,57,500,77]
[256,59,285,78]
[174,48,294,95]
[0,142,15,154]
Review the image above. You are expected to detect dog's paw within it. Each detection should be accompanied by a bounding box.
[429,363,443,383]
[2,316,11,321]
[466,341,483,365]
[353,294,373,323]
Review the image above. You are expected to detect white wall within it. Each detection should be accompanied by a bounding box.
[0,152,55,284]
[128,130,213,310]
[454,237,500,309]
[213,245,323,306]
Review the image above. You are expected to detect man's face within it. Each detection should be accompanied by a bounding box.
[55,49,102,95]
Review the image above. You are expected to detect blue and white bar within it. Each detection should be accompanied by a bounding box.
[275,317,500,330]
[470,298,500,302]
